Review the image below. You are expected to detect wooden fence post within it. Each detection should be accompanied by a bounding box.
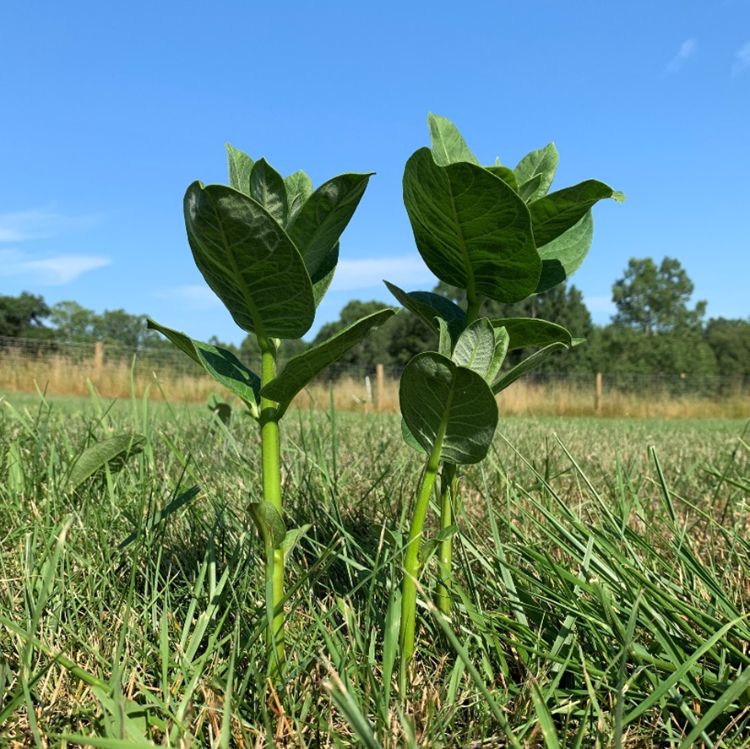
[375,363,385,412]
[93,341,104,380]
[595,371,603,415]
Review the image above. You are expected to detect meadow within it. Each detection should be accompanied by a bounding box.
[1,390,748,747]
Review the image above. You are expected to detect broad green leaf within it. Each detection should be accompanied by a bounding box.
[535,211,593,292]
[261,308,396,416]
[514,143,558,203]
[147,319,261,413]
[225,143,254,194]
[489,317,574,351]
[428,113,480,166]
[437,318,452,357]
[288,173,372,305]
[529,180,614,247]
[403,148,541,303]
[452,318,497,380]
[486,165,518,193]
[249,501,286,548]
[384,281,466,340]
[184,182,315,338]
[249,158,288,225]
[400,352,498,465]
[284,170,313,225]
[69,434,145,489]
[492,342,567,394]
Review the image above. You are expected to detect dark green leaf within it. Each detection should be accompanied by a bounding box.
[400,352,498,465]
[403,148,540,303]
[261,308,396,416]
[530,180,613,247]
[428,113,480,166]
[486,165,518,193]
[249,159,288,225]
[489,317,574,351]
[69,434,145,489]
[514,143,558,203]
[401,417,423,452]
[288,173,372,306]
[225,144,254,195]
[384,281,466,340]
[535,211,593,293]
[284,170,313,225]
[249,502,286,548]
[184,182,315,338]
[492,342,567,393]
[147,319,260,413]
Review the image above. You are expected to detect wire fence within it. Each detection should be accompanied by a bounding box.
[1,335,748,415]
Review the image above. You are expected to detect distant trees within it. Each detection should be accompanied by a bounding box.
[0,292,52,338]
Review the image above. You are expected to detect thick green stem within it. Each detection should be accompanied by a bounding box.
[400,432,444,692]
[465,292,482,326]
[260,340,284,670]
[436,463,457,614]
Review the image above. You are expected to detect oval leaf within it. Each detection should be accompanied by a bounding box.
[403,148,541,303]
[147,319,260,413]
[184,182,315,338]
[284,170,313,225]
[514,143,559,203]
[535,211,593,293]
[489,317,574,351]
[69,434,145,490]
[452,318,497,378]
[400,352,498,465]
[225,143,254,195]
[249,158,288,225]
[384,281,466,340]
[428,113,480,166]
[261,308,396,416]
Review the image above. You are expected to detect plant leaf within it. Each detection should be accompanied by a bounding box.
[535,211,593,293]
[486,165,518,193]
[489,325,509,384]
[437,318,452,357]
[225,143,254,195]
[184,182,315,338]
[403,148,540,303]
[282,524,312,561]
[249,501,286,548]
[452,318,496,379]
[401,418,423,452]
[147,319,260,413]
[288,173,372,305]
[489,317,574,351]
[529,180,613,247]
[514,143,558,203]
[400,352,498,465]
[261,308,396,416]
[284,170,313,225]
[384,281,466,340]
[428,113,480,166]
[492,342,567,394]
[69,434,145,490]
[249,159,288,225]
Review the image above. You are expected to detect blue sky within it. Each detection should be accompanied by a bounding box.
[1,0,748,344]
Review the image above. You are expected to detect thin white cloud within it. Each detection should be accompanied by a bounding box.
[0,248,111,285]
[156,284,222,309]
[330,255,432,292]
[0,207,99,243]
[732,41,750,75]
[666,38,697,73]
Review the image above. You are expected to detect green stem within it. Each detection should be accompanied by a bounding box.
[400,430,445,693]
[465,291,483,326]
[260,339,284,670]
[436,463,457,614]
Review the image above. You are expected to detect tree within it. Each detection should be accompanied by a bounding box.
[49,300,97,341]
[612,257,706,334]
[705,318,750,380]
[0,292,51,338]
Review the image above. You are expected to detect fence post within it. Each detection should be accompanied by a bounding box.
[93,341,104,380]
[375,363,385,412]
[595,371,603,415]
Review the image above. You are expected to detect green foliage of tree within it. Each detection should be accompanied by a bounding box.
[705,318,750,380]
[612,257,707,334]
[0,292,52,338]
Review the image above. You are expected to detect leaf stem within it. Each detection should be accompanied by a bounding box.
[436,462,457,614]
[260,338,285,670]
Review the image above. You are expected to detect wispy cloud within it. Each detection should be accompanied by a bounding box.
[0,249,111,285]
[732,41,750,75]
[0,207,99,243]
[666,38,697,73]
[330,255,433,292]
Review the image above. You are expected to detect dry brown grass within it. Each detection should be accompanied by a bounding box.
[1,353,748,419]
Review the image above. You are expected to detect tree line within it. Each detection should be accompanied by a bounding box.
[2,257,748,384]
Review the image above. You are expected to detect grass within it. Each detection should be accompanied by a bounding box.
[0,388,749,747]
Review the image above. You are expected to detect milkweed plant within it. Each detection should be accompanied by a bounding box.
[387,114,621,688]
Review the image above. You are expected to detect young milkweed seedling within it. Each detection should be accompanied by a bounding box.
[388,114,621,689]
[149,145,394,672]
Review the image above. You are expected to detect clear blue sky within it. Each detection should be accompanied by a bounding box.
[1,0,748,344]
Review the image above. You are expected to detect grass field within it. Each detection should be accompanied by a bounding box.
[1,390,749,747]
